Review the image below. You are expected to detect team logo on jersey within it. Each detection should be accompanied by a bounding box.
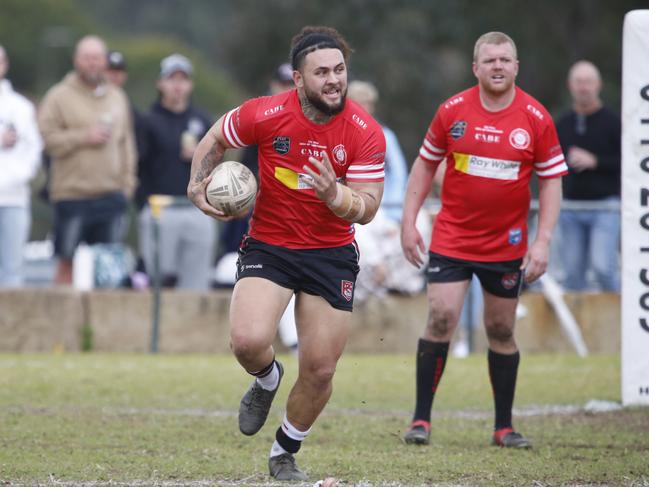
[509,128,530,150]
[501,272,520,290]
[341,280,354,302]
[450,121,467,140]
[332,144,347,165]
[508,228,522,245]
[273,136,291,155]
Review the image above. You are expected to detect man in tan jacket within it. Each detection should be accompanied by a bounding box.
[38,35,137,285]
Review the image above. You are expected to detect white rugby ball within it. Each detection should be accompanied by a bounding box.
[206,161,257,218]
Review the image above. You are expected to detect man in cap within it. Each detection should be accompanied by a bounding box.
[137,54,215,290]
[106,50,128,87]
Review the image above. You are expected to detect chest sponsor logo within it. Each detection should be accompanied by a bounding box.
[299,140,327,158]
[474,133,501,143]
[508,228,523,245]
[474,125,503,143]
[501,272,520,290]
[509,128,531,150]
[273,136,291,155]
[332,144,347,165]
[450,120,467,140]
[453,153,521,180]
[341,280,354,302]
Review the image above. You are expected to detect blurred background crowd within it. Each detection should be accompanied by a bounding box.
[0,0,640,300]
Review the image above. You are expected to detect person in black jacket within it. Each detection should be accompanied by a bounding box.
[555,60,621,291]
[137,54,216,290]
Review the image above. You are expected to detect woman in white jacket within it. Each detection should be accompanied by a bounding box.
[0,45,42,287]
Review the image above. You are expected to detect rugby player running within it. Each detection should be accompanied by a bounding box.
[188,26,385,480]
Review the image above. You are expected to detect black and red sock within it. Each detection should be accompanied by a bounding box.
[413,338,449,423]
[488,349,520,430]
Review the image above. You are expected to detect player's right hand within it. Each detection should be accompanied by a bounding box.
[187,174,234,221]
[401,223,426,268]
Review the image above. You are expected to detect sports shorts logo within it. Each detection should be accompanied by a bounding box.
[501,272,520,290]
[509,128,530,150]
[450,120,467,140]
[341,280,354,302]
[332,144,347,165]
[273,136,291,155]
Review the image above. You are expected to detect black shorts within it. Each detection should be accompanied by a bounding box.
[236,236,360,311]
[53,192,127,259]
[426,251,524,299]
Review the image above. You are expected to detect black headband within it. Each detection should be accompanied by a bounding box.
[290,33,343,69]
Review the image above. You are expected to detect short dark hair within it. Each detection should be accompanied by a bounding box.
[289,26,352,70]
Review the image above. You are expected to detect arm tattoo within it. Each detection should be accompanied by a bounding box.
[349,192,364,216]
[193,140,224,183]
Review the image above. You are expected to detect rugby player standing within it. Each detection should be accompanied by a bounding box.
[188,26,385,480]
[401,31,567,449]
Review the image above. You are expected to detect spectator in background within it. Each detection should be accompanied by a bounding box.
[347,80,408,223]
[556,60,621,292]
[137,54,215,290]
[0,44,43,287]
[105,50,146,157]
[105,49,149,288]
[105,51,128,87]
[38,35,136,285]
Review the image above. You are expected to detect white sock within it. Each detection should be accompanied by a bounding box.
[281,414,312,441]
[255,361,279,391]
[270,440,288,458]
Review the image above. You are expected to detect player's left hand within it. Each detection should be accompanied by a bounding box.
[521,240,550,283]
[187,174,235,222]
[304,152,338,203]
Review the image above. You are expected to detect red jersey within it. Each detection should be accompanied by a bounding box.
[222,90,385,249]
[419,86,567,261]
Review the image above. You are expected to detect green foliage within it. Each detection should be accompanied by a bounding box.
[1,353,647,485]
[0,0,93,96]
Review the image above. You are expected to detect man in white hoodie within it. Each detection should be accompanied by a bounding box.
[0,45,42,287]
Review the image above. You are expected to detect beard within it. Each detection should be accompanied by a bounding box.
[79,70,105,87]
[304,84,346,116]
[481,74,515,97]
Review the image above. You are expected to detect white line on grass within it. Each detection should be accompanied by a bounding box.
[2,401,620,419]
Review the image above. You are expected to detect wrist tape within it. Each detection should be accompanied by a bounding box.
[327,183,366,222]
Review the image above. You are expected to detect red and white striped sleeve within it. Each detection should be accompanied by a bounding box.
[345,125,386,183]
[534,122,568,179]
[418,112,447,166]
[220,99,259,149]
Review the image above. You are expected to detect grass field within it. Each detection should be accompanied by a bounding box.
[1,353,648,486]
